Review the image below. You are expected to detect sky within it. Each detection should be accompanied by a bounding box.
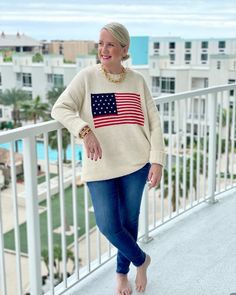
[0,0,236,41]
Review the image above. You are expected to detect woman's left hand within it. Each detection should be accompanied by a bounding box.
[148,163,163,189]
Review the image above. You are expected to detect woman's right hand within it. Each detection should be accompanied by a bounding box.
[83,131,102,161]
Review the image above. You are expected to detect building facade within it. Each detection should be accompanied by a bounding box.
[0,37,236,137]
[0,32,41,56]
[0,53,134,102]
[41,40,96,62]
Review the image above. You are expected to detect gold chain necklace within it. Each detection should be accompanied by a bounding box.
[100,64,126,83]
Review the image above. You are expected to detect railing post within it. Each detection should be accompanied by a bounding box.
[139,184,153,243]
[0,186,7,295]
[207,92,218,204]
[23,136,42,295]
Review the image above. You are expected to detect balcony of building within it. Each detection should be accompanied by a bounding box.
[68,189,236,295]
[0,84,236,295]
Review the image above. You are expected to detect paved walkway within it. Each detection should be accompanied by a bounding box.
[68,189,236,295]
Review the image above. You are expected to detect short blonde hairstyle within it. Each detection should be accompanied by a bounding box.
[102,22,130,61]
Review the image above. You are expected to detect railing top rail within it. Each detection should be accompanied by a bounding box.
[154,83,236,104]
[0,120,63,144]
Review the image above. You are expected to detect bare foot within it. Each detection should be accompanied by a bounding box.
[135,254,151,293]
[116,273,132,295]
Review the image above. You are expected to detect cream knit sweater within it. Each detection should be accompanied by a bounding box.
[51,64,165,181]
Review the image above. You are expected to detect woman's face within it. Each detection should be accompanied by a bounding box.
[98,29,128,69]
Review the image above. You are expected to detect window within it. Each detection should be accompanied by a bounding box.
[153,42,160,49]
[152,77,160,93]
[152,77,159,87]
[218,41,225,49]
[59,44,63,55]
[204,78,209,88]
[169,54,175,61]
[16,73,21,81]
[164,121,169,133]
[185,42,191,49]
[0,73,2,85]
[169,42,175,49]
[164,121,175,133]
[185,54,191,61]
[47,74,52,83]
[22,73,32,87]
[161,77,175,93]
[193,98,206,119]
[53,74,64,88]
[201,41,208,49]
[152,77,175,93]
[201,54,208,61]
[163,102,175,114]
[187,123,198,134]
[23,46,32,52]
[217,61,221,69]
[228,79,235,96]
[0,108,2,118]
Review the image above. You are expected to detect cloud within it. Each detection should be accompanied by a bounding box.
[1,1,236,38]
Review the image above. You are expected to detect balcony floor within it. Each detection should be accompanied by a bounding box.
[68,189,236,295]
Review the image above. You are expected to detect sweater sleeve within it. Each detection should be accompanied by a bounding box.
[143,78,166,167]
[51,71,89,138]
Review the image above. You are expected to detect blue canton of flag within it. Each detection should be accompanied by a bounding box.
[91,93,117,117]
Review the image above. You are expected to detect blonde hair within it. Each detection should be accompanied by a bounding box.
[102,22,130,61]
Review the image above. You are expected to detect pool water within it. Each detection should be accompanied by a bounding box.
[0,140,83,162]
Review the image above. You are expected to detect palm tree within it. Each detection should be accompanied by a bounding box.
[163,151,204,212]
[53,244,62,279]
[0,88,31,151]
[47,87,65,107]
[48,129,71,164]
[41,248,50,276]
[41,245,77,281]
[0,88,30,127]
[20,95,50,124]
[163,165,181,212]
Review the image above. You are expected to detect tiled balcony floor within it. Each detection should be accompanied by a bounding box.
[67,189,236,295]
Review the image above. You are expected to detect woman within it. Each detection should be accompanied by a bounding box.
[51,22,165,295]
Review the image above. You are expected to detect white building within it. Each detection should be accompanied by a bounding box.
[0,53,133,101]
[148,38,236,136]
[0,32,41,54]
[0,37,236,137]
[150,37,236,65]
[149,37,236,94]
[1,37,235,99]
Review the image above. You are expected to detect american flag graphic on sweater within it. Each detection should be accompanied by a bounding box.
[91,92,144,128]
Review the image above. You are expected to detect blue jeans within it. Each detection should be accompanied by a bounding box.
[87,163,150,274]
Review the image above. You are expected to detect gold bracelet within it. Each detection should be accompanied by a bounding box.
[79,126,92,139]
[79,126,89,138]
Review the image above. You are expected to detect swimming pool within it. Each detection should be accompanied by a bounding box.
[0,140,83,162]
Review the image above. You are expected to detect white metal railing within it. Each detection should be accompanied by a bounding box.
[0,84,235,295]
